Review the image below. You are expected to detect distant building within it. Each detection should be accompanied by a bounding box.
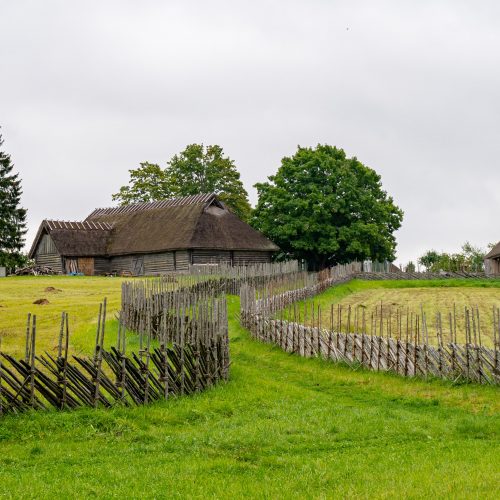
[29,193,279,275]
[484,242,500,276]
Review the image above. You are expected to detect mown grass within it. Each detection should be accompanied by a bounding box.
[281,279,500,346]
[0,276,129,357]
[0,279,499,498]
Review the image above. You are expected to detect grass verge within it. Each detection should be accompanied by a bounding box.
[0,293,499,499]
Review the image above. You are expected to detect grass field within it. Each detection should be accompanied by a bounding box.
[283,279,500,346]
[0,277,499,498]
[0,276,128,357]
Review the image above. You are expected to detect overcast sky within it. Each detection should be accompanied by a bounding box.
[1,0,499,266]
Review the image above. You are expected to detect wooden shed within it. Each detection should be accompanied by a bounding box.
[29,193,279,275]
[484,241,500,276]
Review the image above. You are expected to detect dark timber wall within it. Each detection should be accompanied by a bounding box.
[144,252,175,275]
[94,257,111,275]
[110,255,134,274]
[233,251,272,265]
[191,250,272,266]
[176,250,190,271]
[34,234,63,273]
[84,250,273,276]
[111,251,189,275]
[192,250,231,265]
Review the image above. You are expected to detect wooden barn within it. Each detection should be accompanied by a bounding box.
[28,193,279,275]
[484,241,500,276]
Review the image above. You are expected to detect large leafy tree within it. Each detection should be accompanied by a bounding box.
[112,162,170,205]
[0,132,27,269]
[113,144,252,221]
[252,144,403,270]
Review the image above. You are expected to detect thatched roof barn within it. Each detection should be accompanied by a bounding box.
[29,193,279,275]
[484,241,500,276]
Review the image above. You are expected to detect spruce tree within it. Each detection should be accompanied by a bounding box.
[0,131,27,269]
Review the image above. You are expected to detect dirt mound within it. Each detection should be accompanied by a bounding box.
[33,298,50,305]
[44,287,62,293]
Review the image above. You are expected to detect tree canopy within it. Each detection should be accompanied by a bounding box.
[0,132,27,269]
[113,144,252,221]
[418,242,488,272]
[252,144,403,270]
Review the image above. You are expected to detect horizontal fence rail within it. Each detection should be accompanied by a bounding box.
[187,260,301,277]
[240,263,500,385]
[0,292,229,417]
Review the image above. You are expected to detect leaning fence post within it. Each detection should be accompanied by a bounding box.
[30,315,37,408]
[0,335,3,416]
[93,299,106,407]
[25,312,32,363]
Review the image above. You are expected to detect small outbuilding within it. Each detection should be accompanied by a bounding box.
[29,193,279,275]
[484,241,500,276]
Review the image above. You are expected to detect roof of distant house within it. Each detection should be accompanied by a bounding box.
[484,241,500,260]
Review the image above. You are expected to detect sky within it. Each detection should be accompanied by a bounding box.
[1,0,499,267]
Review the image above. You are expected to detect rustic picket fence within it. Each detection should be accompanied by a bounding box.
[187,259,301,277]
[0,291,229,416]
[240,263,500,385]
[129,260,305,297]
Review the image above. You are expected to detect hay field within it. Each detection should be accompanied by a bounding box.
[0,276,127,357]
[291,281,500,347]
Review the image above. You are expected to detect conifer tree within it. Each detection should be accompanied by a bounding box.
[0,131,27,269]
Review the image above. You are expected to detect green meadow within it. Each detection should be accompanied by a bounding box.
[0,277,498,498]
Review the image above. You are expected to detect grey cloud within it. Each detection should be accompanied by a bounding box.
[1,0,499,264]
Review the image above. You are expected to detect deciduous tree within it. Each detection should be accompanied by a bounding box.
[252,144,403,270]
[113,144,252,221]
[418,242,488,272]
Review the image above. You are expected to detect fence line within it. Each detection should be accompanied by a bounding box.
[187,260,301,277]
[240,263,500,385]
[0,291,229,416]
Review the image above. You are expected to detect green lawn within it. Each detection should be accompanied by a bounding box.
[0,278,499,498]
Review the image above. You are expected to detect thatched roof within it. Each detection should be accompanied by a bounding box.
[30,194,279,258]
[87,193,279,255]
[28,220,112,258]
[485,241,500,260]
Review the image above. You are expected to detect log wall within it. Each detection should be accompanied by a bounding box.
[110,255,134,274]
[35,254,63,274]
[192,249,231,264]
[94,257,111,275]
[33,233,63,273]
[233,251,272,265]
[144,252,175,275]
[175,250,190,271]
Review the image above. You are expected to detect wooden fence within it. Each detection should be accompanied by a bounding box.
[240,263,500,385]
[187,259,301,277]
[0,291,229,416]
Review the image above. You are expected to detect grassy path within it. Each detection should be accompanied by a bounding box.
[0,296,499,498]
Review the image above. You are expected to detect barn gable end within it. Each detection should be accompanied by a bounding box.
[31,232,63,273]
[484,241,500,276]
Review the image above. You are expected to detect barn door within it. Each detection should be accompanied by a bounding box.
[78,257,95,276]
[132,256,144,276]
[65,258,79,274]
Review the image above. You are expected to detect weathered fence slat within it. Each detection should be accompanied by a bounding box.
[0,287,230,416]
[240,263,500,386]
